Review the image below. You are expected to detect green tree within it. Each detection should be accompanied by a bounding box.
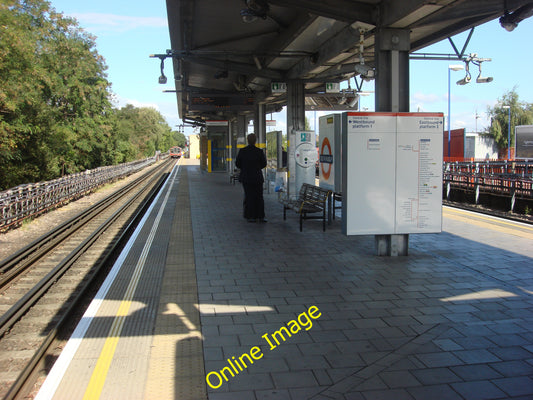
[486,88,533,150]
[113,105,174,159]
[0,0,113,189]
[172,131,187,148]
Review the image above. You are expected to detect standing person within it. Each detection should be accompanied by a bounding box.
[236,134,267,222]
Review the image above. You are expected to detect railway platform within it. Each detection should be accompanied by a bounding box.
[35,159,533,400]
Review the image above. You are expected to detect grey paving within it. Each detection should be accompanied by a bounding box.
[184,164,533,400]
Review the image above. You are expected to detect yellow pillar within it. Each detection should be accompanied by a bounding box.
[208,140,212,173]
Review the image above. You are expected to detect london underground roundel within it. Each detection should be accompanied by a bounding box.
[320,137,333,180]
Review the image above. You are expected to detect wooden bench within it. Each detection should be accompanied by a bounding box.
[281,183,331,232]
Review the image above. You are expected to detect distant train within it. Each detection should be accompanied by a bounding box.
[169,146,182,158]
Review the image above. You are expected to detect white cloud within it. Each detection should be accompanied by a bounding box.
[412,92,440,103]
[113,95,160,111]
[67,13,168,33]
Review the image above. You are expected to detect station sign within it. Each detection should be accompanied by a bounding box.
[325,82,340,93]
[271,82,287,93]
[206,120,228,126]
[189,94,254,111]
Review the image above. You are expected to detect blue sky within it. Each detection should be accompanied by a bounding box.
[49,0,533,137]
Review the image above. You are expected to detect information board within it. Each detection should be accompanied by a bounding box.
[396,114,443,233]
[342,112,443,236]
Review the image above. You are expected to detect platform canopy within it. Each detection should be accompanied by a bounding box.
[163,0,533,124]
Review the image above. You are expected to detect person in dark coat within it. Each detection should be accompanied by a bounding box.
[235,134,267,222]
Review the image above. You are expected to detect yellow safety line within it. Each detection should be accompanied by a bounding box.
[443,208,533,240]
[443,207,533,232]
[82,167,177,400]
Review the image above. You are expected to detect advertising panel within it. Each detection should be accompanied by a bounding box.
[318,114,342,192]
[515,125,533,159]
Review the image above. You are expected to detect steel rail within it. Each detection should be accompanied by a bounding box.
[0,160,170,289]
[2,167,171,400]
[0,163,170,337]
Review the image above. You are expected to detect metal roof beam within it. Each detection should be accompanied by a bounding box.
[285,24,361,80]
[183,56,284,80]
[267,0,376,24]
[379,0,451,27]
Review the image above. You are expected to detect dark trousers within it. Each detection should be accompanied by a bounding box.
[242,182,264,219]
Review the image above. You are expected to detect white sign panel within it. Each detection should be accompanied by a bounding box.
[342,112,444,236]
[395,114,443,233]
[343,113,397,235]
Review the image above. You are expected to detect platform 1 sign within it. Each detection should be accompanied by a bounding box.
[342,112,444,236]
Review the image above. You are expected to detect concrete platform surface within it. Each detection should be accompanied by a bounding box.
[186,163,533,400]
[34,160,533,400]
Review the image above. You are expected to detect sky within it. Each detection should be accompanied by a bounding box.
[49,0,533,137]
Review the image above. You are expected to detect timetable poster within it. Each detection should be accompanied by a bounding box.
[396,114,443,233]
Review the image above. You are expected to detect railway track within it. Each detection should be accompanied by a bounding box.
[0,158,176,400]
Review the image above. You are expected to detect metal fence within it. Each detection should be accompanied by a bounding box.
[443,160,533,211]
[0,156,161,230]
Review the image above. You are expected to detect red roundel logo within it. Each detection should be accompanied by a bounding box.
[320,137,332,180]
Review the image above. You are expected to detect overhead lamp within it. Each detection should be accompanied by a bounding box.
[499,4,533,32]
[338,93,347,105]
[476,75,493,83]
[475,61,493,83]
[354,64,372,75]
[500,13,518,32]
[348,95,359,108]
[451,62,469,85]
[158,57,167,84]
[240,8,258,23]
[456,76,471,85]
[240,0,269,23]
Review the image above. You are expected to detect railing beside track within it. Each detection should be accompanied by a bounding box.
[0,154,167,230]
[443,160,533,211]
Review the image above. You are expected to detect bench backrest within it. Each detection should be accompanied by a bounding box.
[301,183,330,204]
[296,183,309,201]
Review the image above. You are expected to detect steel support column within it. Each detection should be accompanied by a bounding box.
[375,28,410,256]
[375,28,410,113]
[286,81,306,198]
[254,103,267,150]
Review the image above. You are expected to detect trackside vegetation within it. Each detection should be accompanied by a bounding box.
[0,0,185,190]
